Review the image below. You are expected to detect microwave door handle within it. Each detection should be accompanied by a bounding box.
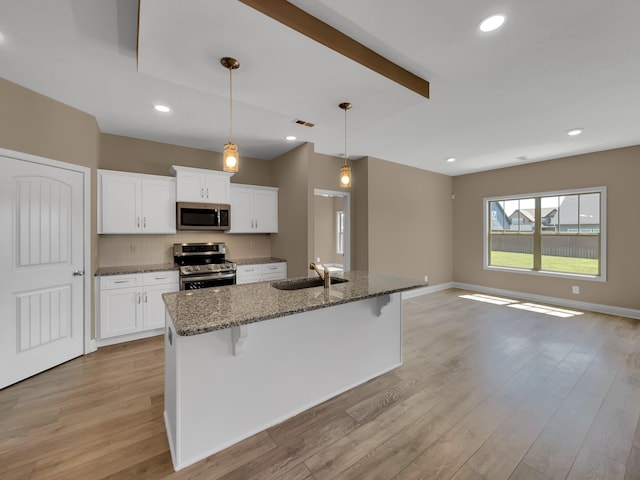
[217,207,221,228]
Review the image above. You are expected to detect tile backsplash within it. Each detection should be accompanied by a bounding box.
[98,232,272,268]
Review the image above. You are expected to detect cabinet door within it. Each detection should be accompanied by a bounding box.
[99,288,143,339]
[99,172,141,233]
[203,173,230,203]
[141,177,176,233]
[175,171,205,203]
[254,189,278,233]
[236,264,261,284]
[143,283,177,330]
[228,185,255,233]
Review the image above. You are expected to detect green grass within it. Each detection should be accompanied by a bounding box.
[490,251,599,275]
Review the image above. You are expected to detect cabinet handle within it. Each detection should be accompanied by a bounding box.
[144,292,148,303]
[155,277,167,280]
[206,188,209,199]
[114,280,129,284]
[201,188,204,199]
[143,217,147,228]
[137,216,140,228]
[137,293,141,304]
[255,219,258,229]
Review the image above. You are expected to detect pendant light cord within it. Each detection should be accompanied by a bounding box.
[228,67,233,143]
[344,107,348,166]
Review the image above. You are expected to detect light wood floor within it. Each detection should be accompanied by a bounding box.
[2,288,640,480]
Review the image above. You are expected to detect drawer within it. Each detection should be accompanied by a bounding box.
[262,263,286,275]
[143,270,179,286]
[100,274,142,290]
[236,265,260,275]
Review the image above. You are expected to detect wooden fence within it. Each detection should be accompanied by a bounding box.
[490,235,599,259]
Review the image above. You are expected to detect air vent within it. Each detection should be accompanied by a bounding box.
[293,119,315,127]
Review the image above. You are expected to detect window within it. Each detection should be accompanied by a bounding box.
[336,211,344,255]
[484,187,606,281]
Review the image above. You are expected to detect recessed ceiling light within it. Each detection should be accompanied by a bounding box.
[479,15,505,32]
[446,157,456,163]
[566,128,583,136]
[286,135,296,141]
[154,104,171,113]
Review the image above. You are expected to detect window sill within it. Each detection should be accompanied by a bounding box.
[484,265,606,283]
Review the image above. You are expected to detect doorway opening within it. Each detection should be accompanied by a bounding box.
[313,189,350,272]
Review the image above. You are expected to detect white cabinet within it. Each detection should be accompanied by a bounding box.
[236,262,287,285]
[98,170,176,234]
[170,165,233,204]
[98,271,179,345]
[227,184,278,233]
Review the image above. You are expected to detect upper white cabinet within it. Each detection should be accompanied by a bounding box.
[98,170,176,234]
[170,165,233,204]
[227,184,278,234]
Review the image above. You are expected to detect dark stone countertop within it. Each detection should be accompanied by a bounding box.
[95,264,179,276]
[230,257,287,265]
[163,271,426,336]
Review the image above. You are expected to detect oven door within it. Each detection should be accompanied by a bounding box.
[180,272,236,290]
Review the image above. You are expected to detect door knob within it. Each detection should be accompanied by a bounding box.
[72,270,85,277]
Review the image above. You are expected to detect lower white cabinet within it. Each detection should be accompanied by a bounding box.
[97,271,179,345]
[236,262,287,285]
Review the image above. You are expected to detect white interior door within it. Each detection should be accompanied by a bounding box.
[0,156,85,389]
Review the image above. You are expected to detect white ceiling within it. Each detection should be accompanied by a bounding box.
[0,0,639,175]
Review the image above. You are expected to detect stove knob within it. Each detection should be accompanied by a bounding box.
[185,266,192,273]
[208,265,214,271]
[194,266,201,271]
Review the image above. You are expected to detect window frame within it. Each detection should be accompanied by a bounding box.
[336,210,344,255]
[483,186,607,282]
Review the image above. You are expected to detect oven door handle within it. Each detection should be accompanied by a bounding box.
[180,272,236,282]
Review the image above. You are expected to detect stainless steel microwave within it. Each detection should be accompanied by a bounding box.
[176,202,231,231]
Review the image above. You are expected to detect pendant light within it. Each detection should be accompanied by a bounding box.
[221,57,240,173]
[339,102,352,188]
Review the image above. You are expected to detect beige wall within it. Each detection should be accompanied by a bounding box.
[367,157,454,284]
[351,157,369,270]
[100,133,273,186]
[271,143,313,277]
[0,77,101,335]
[98,232,271,267]
[313,196,343,265]
[452,145,640,310]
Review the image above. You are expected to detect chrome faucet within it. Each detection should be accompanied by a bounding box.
[309,262,330,289]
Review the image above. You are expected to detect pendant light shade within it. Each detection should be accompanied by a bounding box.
[221,57,240,173]
[340,164,352,188]
[339,102,352,188]
[223,142,238,172]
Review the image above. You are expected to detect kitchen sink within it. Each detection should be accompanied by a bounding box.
[271,277,349,290]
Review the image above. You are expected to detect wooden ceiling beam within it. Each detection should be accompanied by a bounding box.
[238,0,430,99]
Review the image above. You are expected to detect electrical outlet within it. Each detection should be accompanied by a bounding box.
[572,285,580,295]
[424,275,429,284]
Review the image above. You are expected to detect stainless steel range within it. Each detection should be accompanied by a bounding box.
[173,242,236,290]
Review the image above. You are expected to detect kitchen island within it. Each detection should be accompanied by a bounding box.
[162,271,425,471]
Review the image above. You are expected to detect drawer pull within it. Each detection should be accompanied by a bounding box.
[114,280,129,284]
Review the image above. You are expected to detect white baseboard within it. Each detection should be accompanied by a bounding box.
[402,282,454,299]
[96,328,164,348]
[453,282,640,320]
